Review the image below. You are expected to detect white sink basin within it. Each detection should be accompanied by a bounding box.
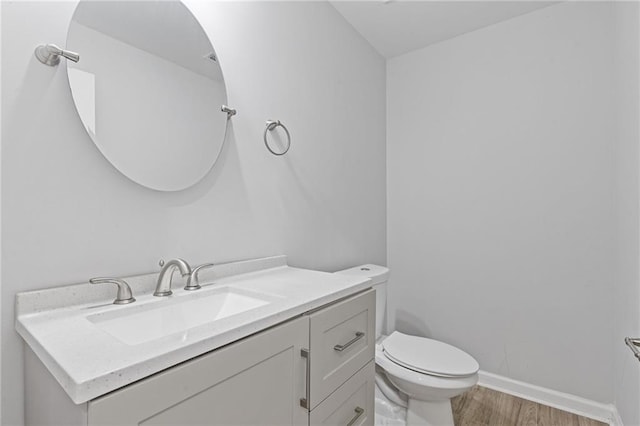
[87,287,276,345]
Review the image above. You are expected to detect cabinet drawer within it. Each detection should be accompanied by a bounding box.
[309,289,375,408]
[310,361,375,426]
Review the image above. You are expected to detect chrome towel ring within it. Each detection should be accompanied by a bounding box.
[625,337,640,361]
[264,120,291,156]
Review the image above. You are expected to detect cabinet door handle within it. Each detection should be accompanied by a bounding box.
[346,407,364,426]
[300,348,310,409]
[334,332,365,352]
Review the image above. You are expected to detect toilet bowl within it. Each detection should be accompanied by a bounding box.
[336,265,479,426]
[376,332,478,425]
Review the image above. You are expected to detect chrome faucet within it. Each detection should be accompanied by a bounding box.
[154,258,191,297]
[184,263,215,291]
[90,277,136,305]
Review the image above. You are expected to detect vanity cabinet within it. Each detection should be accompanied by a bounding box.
[88,316,309,425]
[25,289,375,426]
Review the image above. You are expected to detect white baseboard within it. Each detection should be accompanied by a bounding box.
[477,370,621,426]
[611,406,624,426]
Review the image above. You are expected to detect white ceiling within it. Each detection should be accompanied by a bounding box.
[330,1,556,58]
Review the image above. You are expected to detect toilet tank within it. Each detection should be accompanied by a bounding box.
[335,264,390,339]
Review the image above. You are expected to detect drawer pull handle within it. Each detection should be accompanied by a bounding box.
[334,332,365,352]
[300,348,310,409]
[346,407,365,426]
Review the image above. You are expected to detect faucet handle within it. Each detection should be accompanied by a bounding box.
[185,263,215,291]
[90,277,136,305]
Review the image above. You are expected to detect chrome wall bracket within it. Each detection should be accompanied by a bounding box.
[221,105,237,119]
[35,44,80,66]
[625,337,640,361]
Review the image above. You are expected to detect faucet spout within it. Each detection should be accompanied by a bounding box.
[154,258,191,297]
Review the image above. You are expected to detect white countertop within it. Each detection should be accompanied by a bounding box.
[15,256,371,404]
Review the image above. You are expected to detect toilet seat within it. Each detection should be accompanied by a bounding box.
[382,332,479,378]
[375,344,478,400]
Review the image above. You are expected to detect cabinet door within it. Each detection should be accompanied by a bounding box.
[310,361,375,426]
[309,289,375,408]
[88,316,309,426]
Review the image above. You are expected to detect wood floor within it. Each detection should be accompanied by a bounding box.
[451,386,607,426]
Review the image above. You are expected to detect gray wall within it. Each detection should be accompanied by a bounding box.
[0,2,386,424]
[387,2,616,404]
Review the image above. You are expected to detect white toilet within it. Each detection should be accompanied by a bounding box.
[336,265,479,426]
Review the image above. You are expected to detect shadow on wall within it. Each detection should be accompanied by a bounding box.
[6,56,60,142]
[394,309,433,338]
[155,122,239,207]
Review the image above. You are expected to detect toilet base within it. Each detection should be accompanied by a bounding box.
[407,399,454,426]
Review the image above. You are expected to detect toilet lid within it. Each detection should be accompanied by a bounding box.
[382,331,479,378]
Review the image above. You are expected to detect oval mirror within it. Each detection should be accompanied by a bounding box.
[66,1,228,191]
